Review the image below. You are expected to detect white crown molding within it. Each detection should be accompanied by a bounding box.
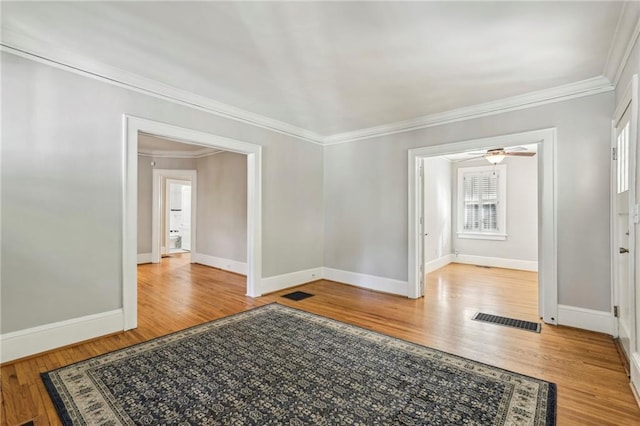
[604,4,640,86]
[323,76,614,145]
[0,30,325,145]
[138,147,222,159]
[2,28,620,148]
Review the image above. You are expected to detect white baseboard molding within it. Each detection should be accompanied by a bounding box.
[322,268,407,297]
[631,353,640,408]
[453,254,538,272]
[137,253,152,264]
[261,267,323,294]
[425,254,454,274]
[193,253,247,275]
[557,304,615,335]
[0,309,124,363]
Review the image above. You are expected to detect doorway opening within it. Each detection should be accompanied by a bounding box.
[123,116,263,331]
[408,128,558,325]
[150,168,198,264]
[167,179,192,254]
[418,143,539,320]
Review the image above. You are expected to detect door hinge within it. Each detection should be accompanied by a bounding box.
[614,305,619,318]
[612,147,617,161]
[419,166,423,177]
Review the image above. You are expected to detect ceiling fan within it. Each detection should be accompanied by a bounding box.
[465,147,536,164]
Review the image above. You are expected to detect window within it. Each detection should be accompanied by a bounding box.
[617,119,630,194]
[457,165,507,240]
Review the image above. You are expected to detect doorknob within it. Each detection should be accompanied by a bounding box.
[620,247,630,254]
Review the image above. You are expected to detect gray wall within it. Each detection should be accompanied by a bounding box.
[137,156,197,254]
[452,156,538,261]
[1,52,324,333]
[324,92,614,312]
[423,157,452,262]
[196,151,247,262]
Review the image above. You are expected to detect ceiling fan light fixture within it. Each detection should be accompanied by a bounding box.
[486,153,505,164]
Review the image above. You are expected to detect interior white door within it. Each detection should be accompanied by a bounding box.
[615,103,632,359]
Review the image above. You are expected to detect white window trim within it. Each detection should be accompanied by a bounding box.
[457,164,507,240]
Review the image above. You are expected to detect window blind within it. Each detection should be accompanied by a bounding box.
[463,171,499,232]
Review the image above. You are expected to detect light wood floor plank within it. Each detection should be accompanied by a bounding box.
[1,255,638,425]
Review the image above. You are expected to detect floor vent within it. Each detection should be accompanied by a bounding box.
[281,291,314,301]
[472,312,541,333]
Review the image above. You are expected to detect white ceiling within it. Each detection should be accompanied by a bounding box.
[1,1,624,137]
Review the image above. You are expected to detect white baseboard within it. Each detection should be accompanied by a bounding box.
[322,268,407,297]
[425,254,454,274]
[453,254,538,272]
[137,253,152,264]
[193,253,247,275]
[557,304,615,335]
[261,267,323,294]
[631,353,640,408]
[0,309,124,363]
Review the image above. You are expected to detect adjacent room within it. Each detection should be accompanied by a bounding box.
[2,1,640,424]
[421,144,539,323]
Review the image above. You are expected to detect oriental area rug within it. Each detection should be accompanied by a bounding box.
[42,303,556,425]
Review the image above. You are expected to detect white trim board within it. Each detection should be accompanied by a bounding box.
[557,305,615,335]
[123,116,263,331]
[604,8,640,86]
[408,128,558,325]
[0,34,323,145]
[631,353,640,406]
[260,268,323,295]
[152,169,197,265]
[0,310,124,363]
[324,78,612,145]
[453,255,538,272]
[322,268,408,297]
[0,41,615,147]
[137,253,152,264]
[193,253,247,276]
[425,254,454,274]
[138,147,222,159]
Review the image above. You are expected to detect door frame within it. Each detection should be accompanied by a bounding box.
[123,115,263,330]
[408,128,558,324]
[611,75,639,391]
[152,171,197,263]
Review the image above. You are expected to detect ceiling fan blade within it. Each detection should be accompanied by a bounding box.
[504,146,527,152]
[506,152,536,157]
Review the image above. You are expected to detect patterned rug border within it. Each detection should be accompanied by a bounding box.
[42,302,557,425]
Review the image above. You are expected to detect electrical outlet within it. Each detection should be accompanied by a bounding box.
[454,250,459,257]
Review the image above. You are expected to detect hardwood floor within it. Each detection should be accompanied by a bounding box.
[2,256,639,425]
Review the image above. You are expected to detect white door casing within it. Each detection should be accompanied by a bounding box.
[613,76,640,397]
[613,91,633,358]
[408,128,557,324]
[123,115,263,331]
[152,173,196,263]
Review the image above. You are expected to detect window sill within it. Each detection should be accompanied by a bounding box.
[457,232,507,241]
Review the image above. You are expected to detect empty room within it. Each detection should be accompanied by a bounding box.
[2,1,640,425]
